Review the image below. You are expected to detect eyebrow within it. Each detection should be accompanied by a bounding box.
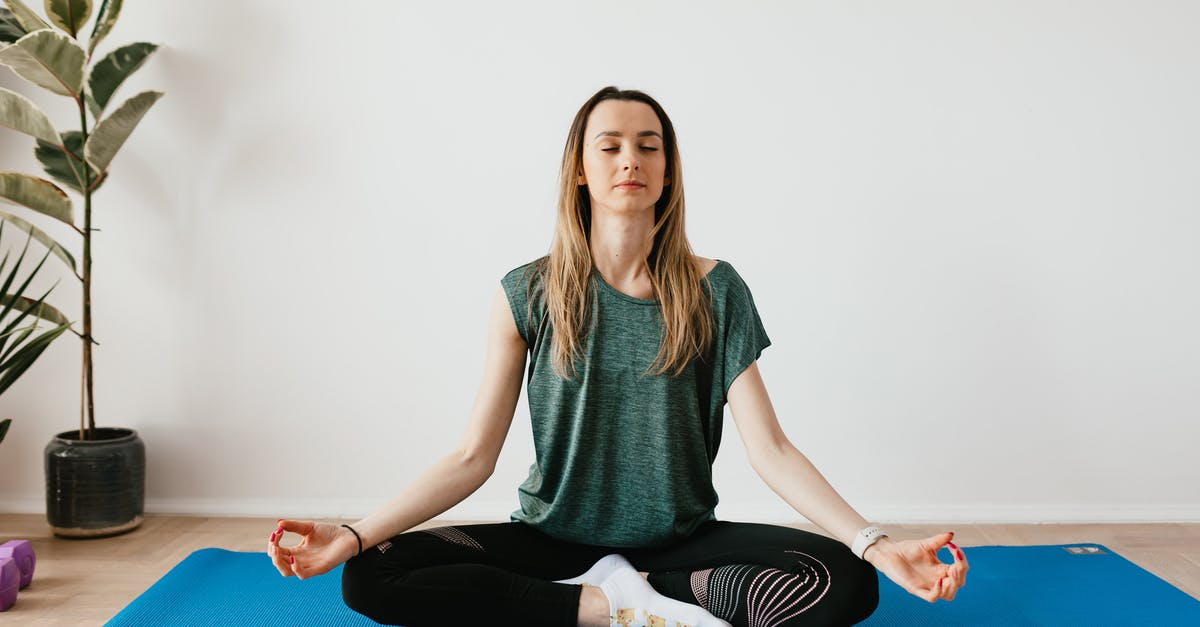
[593,130,663,140]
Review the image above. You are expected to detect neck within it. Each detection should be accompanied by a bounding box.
[589,207,655,283]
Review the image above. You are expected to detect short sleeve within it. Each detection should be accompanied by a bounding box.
[500,262,536,347]
[718,265,772,400]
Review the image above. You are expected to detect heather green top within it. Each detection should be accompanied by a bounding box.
[500,257,771,548]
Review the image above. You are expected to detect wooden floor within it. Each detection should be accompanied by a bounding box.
[1,514,1197,625]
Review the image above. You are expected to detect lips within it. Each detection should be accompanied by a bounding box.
[616,182,645,189]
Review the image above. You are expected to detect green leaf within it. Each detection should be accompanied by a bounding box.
[0,29,85,98]
[0,86,60,144]
[44,0,90,38]
[2,0,51,32]
[85,0,117,56]
[35,129,104,193]
[0,322,70,396]
[0,210,78,277]
[0,323,40,341]
[0,231,60,358]
[85,41,156,119]
[0,171,75,226]
[0,293,69,325]
[0,7,27,44]
[84,89,162,173]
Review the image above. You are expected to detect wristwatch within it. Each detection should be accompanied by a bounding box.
[852,525,888,560]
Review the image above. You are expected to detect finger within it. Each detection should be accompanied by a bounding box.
[926,577,943,603]
[279,519,315,536]
[941,573,958,601]
[945,559,964,588]
[928,530,954,552]
[948,562,965,590]
[947,542,969,579]
[266,531,279,563]
[269,543,293,577]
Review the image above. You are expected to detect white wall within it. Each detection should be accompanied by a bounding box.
[1,1,1197,525]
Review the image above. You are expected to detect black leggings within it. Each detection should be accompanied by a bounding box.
[340,519,880,627]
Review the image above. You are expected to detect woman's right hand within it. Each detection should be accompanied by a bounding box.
[268,519,360,580]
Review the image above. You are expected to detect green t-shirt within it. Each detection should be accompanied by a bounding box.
[500,257,771,548]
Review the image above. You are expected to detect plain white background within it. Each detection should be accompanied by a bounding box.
[1,1,1197,526]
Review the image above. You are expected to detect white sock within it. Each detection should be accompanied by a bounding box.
[598,563,733,627]
[554,553,632,586]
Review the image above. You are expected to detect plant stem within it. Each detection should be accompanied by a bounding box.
[77,97,94,440]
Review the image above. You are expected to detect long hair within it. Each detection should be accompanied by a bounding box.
[519,86,715,381]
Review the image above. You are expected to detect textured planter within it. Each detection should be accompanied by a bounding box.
[44,428,145,538]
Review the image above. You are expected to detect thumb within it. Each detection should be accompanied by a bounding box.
[279,519,316,535]
[926,531,953,550]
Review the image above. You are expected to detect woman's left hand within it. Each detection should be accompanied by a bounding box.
[864,531,968,603]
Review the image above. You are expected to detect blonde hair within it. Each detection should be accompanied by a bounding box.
[517,86,715,381]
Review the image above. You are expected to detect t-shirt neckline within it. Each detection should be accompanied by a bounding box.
[593,259,725,305]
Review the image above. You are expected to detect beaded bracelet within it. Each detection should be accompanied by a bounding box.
[341,524,363,556]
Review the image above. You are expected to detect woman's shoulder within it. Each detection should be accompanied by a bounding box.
[501,256,550,295]
[694,255,720,277]
[696,255,758,300]
[504,255,549,277]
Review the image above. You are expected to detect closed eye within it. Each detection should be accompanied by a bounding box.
[602,147,659,152]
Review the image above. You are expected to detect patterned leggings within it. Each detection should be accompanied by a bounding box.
[340,519,880,627]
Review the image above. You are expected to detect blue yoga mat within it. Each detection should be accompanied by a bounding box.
[107,543,1200,626]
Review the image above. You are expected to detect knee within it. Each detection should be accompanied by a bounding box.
[340,553,384,619]
[837,558,880,625]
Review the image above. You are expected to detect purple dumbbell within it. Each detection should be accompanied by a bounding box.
[0,557,16,611]
[0,540,34,589]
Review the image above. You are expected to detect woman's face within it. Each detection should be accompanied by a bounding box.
[577,100,670,216]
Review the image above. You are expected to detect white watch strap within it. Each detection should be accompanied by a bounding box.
[852,525,888,560]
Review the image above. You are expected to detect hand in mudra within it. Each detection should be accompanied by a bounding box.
[868,531,969,602]
[267,519,357,580]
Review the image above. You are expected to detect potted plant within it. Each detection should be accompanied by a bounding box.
[0,0,164,537]
[0,221,74,447]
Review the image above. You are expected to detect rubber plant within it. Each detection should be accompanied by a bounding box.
[0,0,164,441]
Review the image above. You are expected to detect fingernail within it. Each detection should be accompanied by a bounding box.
[289,556,294,564]
[947,542,957,550]
[270,532,276,541]
[957,549,964,559]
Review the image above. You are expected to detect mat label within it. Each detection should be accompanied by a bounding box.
[1064,546,1107,554]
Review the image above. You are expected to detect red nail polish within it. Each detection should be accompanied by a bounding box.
[289,556,294,564]
[957,549,964,559]
[947,542,957,550]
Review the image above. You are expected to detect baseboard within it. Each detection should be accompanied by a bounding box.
[3,496,1199,523]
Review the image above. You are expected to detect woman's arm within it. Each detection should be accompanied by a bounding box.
[728,361,969,604]
[726,361,893,562]
[349,285,527,549]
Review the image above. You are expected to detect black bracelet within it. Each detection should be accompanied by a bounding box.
[341,524,363,556]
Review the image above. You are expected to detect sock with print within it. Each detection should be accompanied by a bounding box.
[598,559,732,627]
[554,553,630,587]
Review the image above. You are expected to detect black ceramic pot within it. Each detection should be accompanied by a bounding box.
[44,427,145,538]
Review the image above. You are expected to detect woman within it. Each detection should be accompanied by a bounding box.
[268,86,968,627]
